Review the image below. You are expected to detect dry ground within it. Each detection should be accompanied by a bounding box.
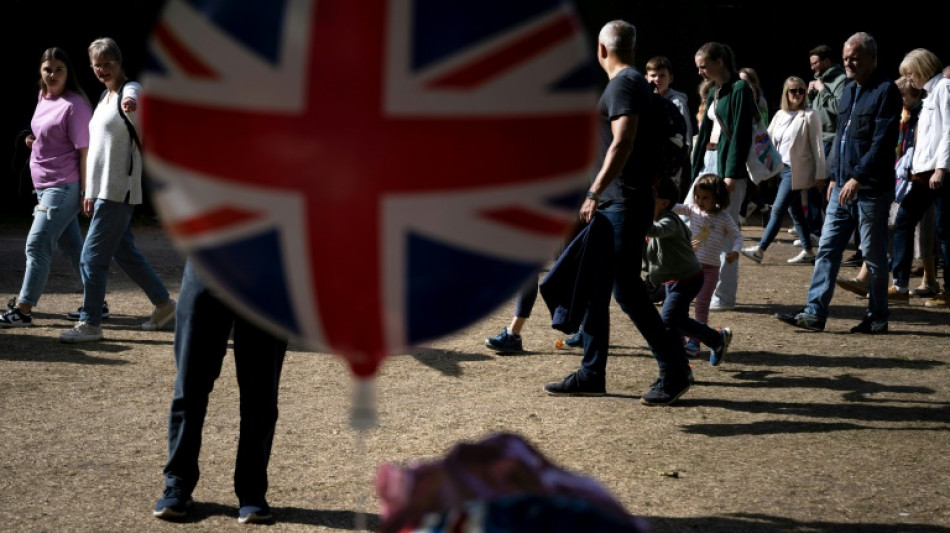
[0,214,948,533]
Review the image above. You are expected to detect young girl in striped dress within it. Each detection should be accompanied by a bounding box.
[672,173,742,356]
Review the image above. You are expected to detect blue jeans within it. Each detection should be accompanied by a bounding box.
[578,199,691,382]
[892,180,949,290]
[759,167,813,252]
[660,273,722,349]
[17,182,83,306]
[805,184,893,321]
[162,261,286,505]
[79,199,170,324]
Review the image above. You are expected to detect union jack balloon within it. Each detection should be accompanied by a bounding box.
[141,0,597,378]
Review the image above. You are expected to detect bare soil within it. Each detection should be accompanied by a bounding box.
[0,214,948,532]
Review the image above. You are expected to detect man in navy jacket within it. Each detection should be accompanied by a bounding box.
[777,32,901,334]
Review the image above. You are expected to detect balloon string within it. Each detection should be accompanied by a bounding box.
[355,427,367,531]
[350,378,377,531]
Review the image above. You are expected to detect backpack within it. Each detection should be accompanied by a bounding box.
[99,81,141,175]
[645,84,690,184]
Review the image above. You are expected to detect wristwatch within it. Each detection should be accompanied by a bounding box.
[586,190,600,201]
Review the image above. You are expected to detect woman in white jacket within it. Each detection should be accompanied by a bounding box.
[741,76,826,264]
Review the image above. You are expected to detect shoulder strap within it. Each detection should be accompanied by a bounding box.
[116,81,142,150]
[712,90,733,141]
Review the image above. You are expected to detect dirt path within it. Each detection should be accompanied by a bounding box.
[0,216,948,532]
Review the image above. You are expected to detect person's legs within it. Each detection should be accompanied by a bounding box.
[509,277,538,334]
[691,263,718,330]
[915,202,938,290]
[576,206,622,380]
[891,184,930,289]
[608,200,691,381]
[712,178,746,308]
[933,187,950,298]
[788,189,814,251]
[805,187,825,237]
[17,183,82,308]
[162,262,233,496]
[78,199,135,325]
[804,186,855,320]
[858,191,894,322]
[112,210,171,306]
[663,276,720,348]
[758,170,792,251]
[232,314,286,508]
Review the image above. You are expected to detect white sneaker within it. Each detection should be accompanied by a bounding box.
[793,234,820,248]
[740,246,763,263]
[787,250,816,263]
[59,322,103,343]
[142,298,177,331]
[787,227,798,236]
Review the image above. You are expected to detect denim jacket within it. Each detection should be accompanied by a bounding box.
[830,71,901,194]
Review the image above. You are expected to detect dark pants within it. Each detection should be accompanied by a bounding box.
[162,260,287,507]
[513,277,538,319]
[579,198,691,382]
[892,180,949,290]
[660,273,722,349]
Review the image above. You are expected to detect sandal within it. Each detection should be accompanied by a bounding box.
[912,285,939,297]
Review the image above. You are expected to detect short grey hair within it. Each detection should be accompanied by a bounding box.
[88,37,123,63]
[845,32,877,64]
[598,20,636,53]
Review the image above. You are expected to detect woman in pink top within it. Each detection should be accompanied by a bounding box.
[1,48,92,328]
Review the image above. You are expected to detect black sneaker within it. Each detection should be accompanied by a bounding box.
[0,307,33,328]
[842,251,863,267]
[543,371,606,396]
[153,486,193,520]
[66,301,110,321]
[484,327,523,354]
[850,317,888,334]
[640,375,691,406]
[775,311,825,331]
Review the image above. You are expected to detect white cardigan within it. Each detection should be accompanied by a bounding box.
[911,75,950,174]
[767,109,826,190]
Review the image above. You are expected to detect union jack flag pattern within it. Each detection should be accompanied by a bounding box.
[142,0,597,377]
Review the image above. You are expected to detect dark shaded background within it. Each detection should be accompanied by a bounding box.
[4,0,947,217]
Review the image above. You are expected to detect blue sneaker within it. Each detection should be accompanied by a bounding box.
[563,331,583,348]
[153,486,193,520]
[684,339,701,357]
[238,503,273,524]
[485,327,523,354]
[709,327,732,366]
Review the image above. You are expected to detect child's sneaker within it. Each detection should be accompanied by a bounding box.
[709,327,732,366]
[684,339,701,357]
[0,307,33,328]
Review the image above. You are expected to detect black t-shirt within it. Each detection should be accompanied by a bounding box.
[596,66,652,205]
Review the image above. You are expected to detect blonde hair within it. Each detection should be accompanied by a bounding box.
[899,48,943,83]
[780,76,809,112]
